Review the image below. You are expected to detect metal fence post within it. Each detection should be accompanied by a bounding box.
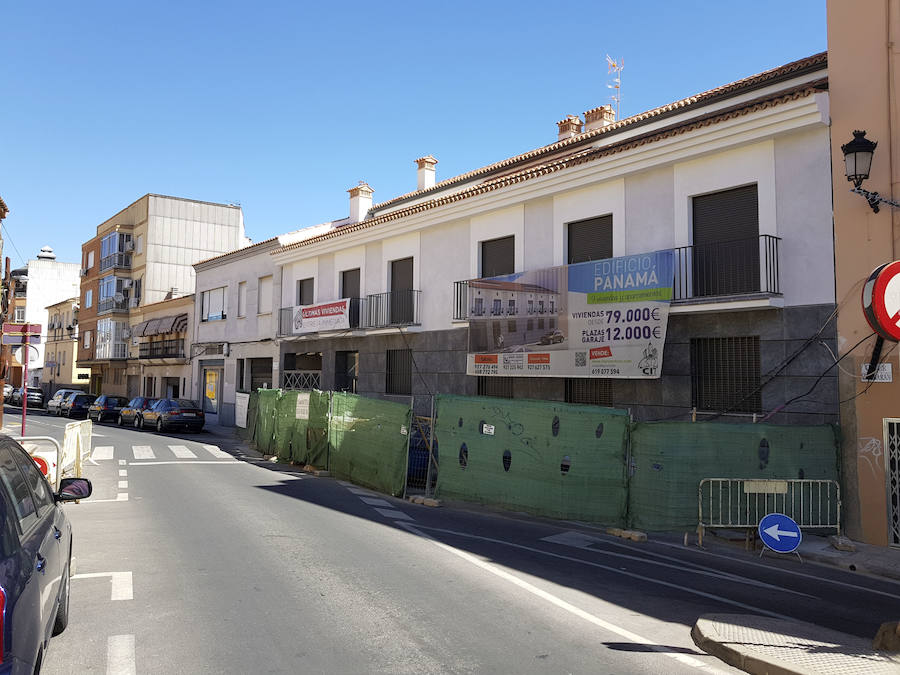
[424,394,435,497]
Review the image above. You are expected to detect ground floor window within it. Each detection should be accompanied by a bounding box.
[143,376,156,397]
[690,336,761,413]
[565,378,614,406]
[386,349,412,395]
[477,376,514,398]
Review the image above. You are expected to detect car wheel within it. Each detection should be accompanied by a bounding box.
[156,418,164,433]
[133,415,141,429]
[52,561,70,635]
[117,414,123,426]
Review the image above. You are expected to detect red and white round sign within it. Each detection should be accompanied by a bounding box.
[863,260,900,341]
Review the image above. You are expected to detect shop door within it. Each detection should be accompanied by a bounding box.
[203,369,221,414]
[885,419,900,547]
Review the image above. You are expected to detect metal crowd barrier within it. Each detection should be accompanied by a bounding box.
[698,478,841,547]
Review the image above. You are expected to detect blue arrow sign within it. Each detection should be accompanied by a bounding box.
[758,513,802,553]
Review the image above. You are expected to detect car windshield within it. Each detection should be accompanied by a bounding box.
[174,399,200,409]
[75,395,96,403]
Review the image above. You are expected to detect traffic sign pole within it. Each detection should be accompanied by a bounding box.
[21,334,27,436]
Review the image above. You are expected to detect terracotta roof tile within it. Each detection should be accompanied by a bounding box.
[276,76,826,254]
[369,52,827,214]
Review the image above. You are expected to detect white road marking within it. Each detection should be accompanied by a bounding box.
[92,446,114,461]
[348,487,376,496]
[118,459,126,465]
[107,634,136,675]
[646,538,900,599]
[81,493,129,503]
[338,481,354,486]
[402,523,727,673]
[132,445,155,460]
[168,445,197,459]
[73,571,133,600]
[542,531,816,598]
[359,497,392,507]
[118,470,127,477]
[374,508,413,520]
[411,524,796,621]
[202,444,231,458]
[128,460,241,466]
[118,481,128,489]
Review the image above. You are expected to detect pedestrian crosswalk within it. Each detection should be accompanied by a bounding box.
[89,444,235,461]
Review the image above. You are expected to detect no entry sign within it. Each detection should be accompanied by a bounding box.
[863,261,900,342]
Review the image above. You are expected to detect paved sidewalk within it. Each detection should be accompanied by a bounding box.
[692,614,900,674]
[795,534,900,582]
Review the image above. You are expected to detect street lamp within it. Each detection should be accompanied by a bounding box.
[841,130,900,213]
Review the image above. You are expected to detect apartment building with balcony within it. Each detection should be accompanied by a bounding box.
[270,53,837,424]
[41,297,89,395]
[78,194,245,395]
[128,295,193,400]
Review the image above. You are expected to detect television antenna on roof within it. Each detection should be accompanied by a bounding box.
[607,55,624,119]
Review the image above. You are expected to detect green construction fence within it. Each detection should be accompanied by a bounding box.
[628,421,840,531]
[433,394,631,525]
[328,392,412,497]
[243,388,411,496]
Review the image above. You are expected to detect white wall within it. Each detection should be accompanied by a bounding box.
[24,259,80,371]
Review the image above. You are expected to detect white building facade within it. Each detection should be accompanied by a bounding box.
[18,247,80,385]
[268,53,838,424]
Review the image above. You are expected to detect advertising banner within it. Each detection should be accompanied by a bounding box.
[466,250,675,378]
[291,300,351,335]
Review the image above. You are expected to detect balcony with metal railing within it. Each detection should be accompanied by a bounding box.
[95,342,128,360]
[673,235,780,302]
[278,291,420,337]
[99,253,132,272]
[452,236,780,319]
[138,339,185,360]
[364,289,421,329]
[98,297,129,314]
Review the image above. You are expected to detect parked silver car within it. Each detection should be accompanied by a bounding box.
[47,389,84,416]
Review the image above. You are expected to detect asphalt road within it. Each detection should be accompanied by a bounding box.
[7,405,899,674]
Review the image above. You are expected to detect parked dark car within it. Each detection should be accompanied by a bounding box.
[142,398,205,433]
[13,387,45,409]
[87,395,130,423]
[46,389,83,417]
[61,393,96,419]
[538,329,565,345]
[118,397,157,428]
[0,435,93,673]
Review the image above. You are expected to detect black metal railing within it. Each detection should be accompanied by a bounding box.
[365,290,420,328]
[278,298,365,337]
[138,339,185,359]
[99,253,132,272]
[674,235,780,300]
[98,297,129,313]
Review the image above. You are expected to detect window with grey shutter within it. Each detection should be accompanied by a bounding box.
[480,236,514,278]
[341,268,361,327]
[477,376,514,398]
[386,349,412,395]
[390,257,414,324]
[296,278,314,306]
[690,336,761,413]
[567,215,612,264]
[692,185,759,296]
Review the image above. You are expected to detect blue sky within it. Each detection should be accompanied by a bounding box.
[0,1,827,266]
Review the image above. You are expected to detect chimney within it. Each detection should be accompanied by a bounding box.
[557,114,583,141]
[348,181,374,224]
[583,105,616,132]
[415,155,438,191]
